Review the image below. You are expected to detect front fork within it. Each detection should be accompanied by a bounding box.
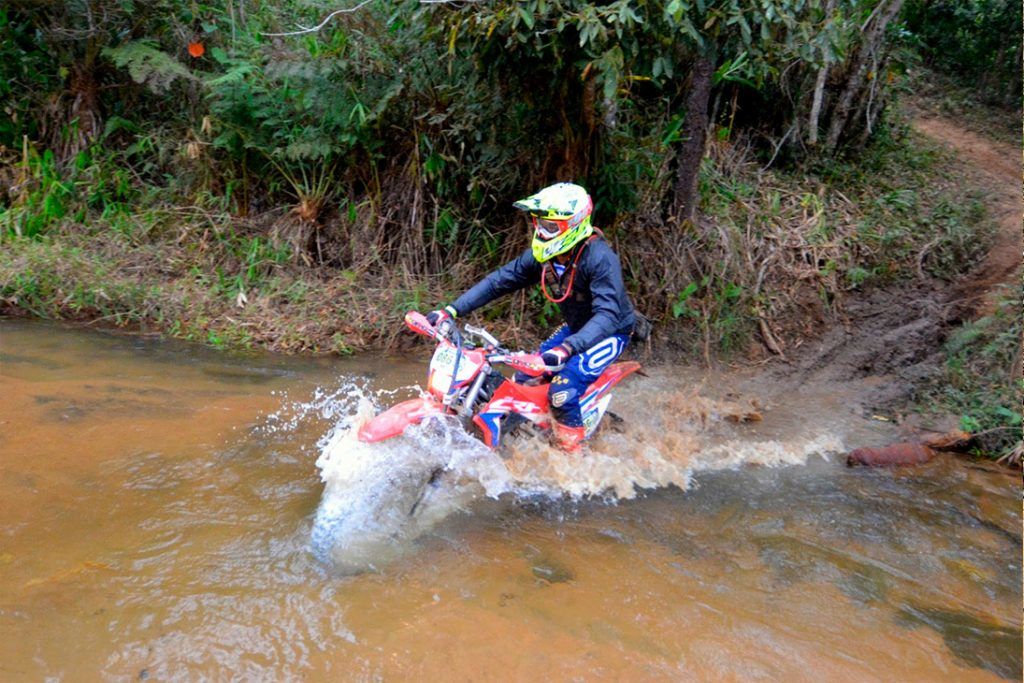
[456,366,491,419]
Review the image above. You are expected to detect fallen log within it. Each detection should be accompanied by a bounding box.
[846,442,937,467]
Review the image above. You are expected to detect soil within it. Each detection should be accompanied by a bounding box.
[770,113,1021,425]
[913,116,1022,317]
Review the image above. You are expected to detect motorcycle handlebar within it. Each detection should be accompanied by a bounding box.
[405,311,499,349]
[406,312,547,376]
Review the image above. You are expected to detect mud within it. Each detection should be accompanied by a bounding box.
[768,114,1021,424]
[768,281,954,417]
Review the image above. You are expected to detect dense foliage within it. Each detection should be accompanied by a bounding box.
[934,286,1023,460]
[903,0,1022,107]
[2,1,1017,457]
[2,1,927,311]
[0,0,1009,343]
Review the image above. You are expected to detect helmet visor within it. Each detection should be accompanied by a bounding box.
[531,216,567,240]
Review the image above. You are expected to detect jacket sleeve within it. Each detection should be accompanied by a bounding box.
[451,248,541,316]
[563,243,627,352]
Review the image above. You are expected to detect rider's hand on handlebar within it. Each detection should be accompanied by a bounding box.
[541,343,572,372]
[425,305,457,336]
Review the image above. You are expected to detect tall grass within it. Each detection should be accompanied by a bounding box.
[929,286,1023,462]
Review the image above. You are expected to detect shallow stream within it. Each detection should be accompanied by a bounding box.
[1,320,1020,680]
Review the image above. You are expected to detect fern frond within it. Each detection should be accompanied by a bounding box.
[207,62,258,87]
[103,41,195,93]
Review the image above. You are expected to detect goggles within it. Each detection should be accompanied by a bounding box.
[530,215,569,240]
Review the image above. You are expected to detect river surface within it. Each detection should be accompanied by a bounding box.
[1,320,1020,681]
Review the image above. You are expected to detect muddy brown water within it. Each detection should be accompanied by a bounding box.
[1,320,1020,681]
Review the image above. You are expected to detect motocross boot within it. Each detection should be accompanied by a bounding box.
[551,422,585,453]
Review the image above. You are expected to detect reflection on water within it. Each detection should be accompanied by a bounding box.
[0,319,1020,681]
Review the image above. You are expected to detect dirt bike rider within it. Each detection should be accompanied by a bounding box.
[425,182,636,453]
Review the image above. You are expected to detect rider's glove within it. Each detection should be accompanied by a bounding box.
[425,305,457,335]
[541,343,573,372]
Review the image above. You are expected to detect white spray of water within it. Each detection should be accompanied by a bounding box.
[297,379,850,571]
[286,384,507,571]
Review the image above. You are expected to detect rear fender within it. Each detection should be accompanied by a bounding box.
[580,361,641,405]
[578,361,640,437]
[357,398,444,443]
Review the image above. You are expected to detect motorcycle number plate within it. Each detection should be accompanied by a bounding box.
[429,345,480,395]
[433,346,456,370]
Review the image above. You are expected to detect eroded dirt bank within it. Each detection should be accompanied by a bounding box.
[767,113,1021,432]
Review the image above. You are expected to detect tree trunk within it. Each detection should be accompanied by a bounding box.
[807,65,829,146]
[672,52,714,225]
[806,0,837,147]
[824,0,904,152]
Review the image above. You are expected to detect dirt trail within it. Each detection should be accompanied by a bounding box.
[913,116,1022,313]
[772,115,1021,422]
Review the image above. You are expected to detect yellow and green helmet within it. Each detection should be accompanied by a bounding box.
[513,183,594,263]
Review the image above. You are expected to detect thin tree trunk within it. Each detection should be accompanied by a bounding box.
[672,52,714,225]
[807,65,829,146]
[825,0,904,152]
[806,0,837,147]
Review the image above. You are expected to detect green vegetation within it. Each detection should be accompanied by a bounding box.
[928,286,1023,464]
[1,121,988,358]
[0,1,1019,458]
[652,117,993,357]
[1,1,922,289]
[900,1,1021,145]
[903,0,1022,109]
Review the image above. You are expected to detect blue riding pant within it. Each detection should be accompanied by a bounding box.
[536,324,629,428]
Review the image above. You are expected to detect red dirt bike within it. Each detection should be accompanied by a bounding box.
[358,311,641,449]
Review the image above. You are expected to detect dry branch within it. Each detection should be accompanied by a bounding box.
[262,0,376,37]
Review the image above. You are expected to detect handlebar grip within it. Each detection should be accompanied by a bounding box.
[405,311,441,340]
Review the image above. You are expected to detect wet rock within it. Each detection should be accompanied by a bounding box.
[724,408,763,423]
[846,442,936,467]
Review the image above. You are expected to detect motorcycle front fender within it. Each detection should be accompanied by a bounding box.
[357,398,444,443]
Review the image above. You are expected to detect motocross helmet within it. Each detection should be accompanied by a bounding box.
[513,183,594,263]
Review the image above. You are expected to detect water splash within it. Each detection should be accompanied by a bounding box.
[311,401,501,572]
[306,380,848,571]
[257,380,401,442]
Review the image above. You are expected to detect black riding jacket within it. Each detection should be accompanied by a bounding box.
[451,237,636,352]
